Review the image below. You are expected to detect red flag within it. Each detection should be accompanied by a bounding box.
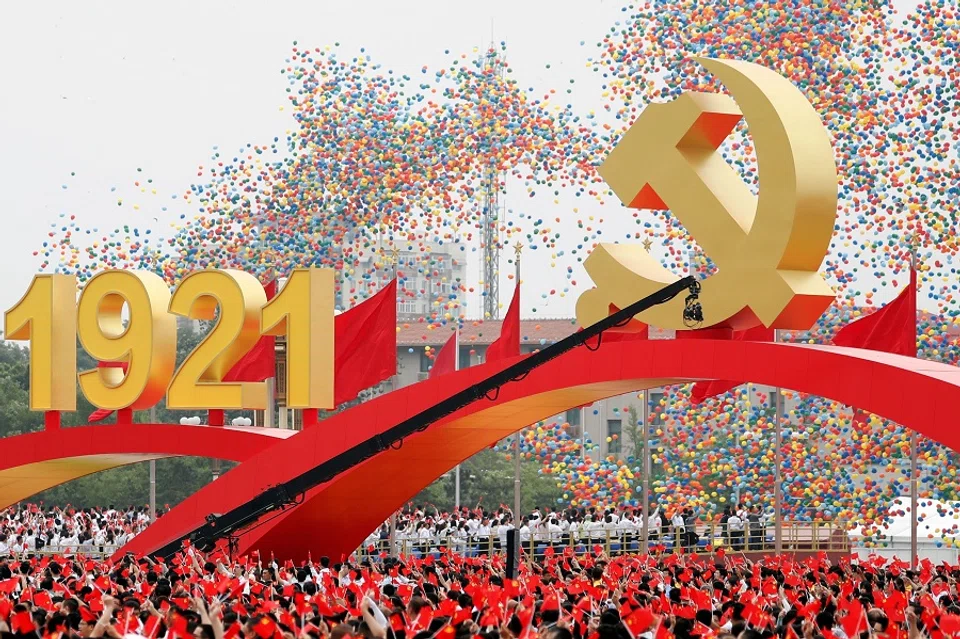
[429,330,458,379]
[334,280,397,406]
[254,616,278,639]
[542,591,560,613]
[33,591,52,610]
[486,283,520,362]
[624,608,655,638]
[941,615,960,636]
[411,606,433,632]
[687,325,775,403]
[223,280,278,382]
[11,610,34,634]
[833,266,916,357]
[841,600,867,639]
[87,361,130,422]
[144,616,163,639]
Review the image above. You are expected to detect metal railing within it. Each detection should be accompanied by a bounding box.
[1,545,120,560]
[358,520,851,561]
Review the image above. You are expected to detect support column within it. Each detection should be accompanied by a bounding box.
[774,331,783,555]
[641,389,650,552]
[513,431,521,521]
[265,377,276,428]
[455,464,461,509]
[911,431,919,568]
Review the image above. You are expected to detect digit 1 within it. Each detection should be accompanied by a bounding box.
[77,270,177,410]
[4,274,78,411]
[261,268,334,409]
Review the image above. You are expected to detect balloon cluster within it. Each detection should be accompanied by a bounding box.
[573,0,960,547]
[496,421,642,511]
[39,44,604,316]
[33,0,960,546]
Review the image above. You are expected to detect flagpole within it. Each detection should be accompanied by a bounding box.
[910,430,918,568]
[454,327,461,510]
[388,511,397,558]
[513,242,522,521]
[149,406,157,522]
[774,329,783,555]
[641,388,650,552]
[265,209,279,428]
[581,405,586,462]
[910,245,919,568]
[641,234,652,552]
[388,246,400,556]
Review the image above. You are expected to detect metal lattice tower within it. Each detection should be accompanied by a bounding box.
[481,48,507,320]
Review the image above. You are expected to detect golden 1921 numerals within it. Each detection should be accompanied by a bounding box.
[4,268,334,412]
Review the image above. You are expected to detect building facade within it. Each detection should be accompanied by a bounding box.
[339,243,467,320]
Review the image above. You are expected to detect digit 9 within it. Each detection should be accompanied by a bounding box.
[77,271,177,410]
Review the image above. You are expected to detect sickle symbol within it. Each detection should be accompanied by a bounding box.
[577,57,837,331]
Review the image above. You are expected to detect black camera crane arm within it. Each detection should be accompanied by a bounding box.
[152,275,702,558]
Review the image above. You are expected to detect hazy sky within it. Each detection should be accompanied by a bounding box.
[0,0,921,320]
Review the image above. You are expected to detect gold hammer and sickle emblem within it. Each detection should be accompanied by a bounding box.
[577,57,837,331]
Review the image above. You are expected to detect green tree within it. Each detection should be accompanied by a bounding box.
[620,403,672,509]
[623,404,643,459]
[0,341,44,436]
[15,323,235,508]
[411,444,563,514]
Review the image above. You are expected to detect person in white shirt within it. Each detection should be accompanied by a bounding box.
[466,515,480,537]
[475,519,492,555]
[23,530,36,552]
[519,518,531,545]
[648,508,662,543]
[451,524,469,554]
[496,519,514,550]
[727,511,744,550]
[416,522,433,556]
[618,513,637,550]
[671,511,685,550]
[59,531,79,552]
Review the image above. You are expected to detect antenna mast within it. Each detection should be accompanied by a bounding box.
[481,46,506,320]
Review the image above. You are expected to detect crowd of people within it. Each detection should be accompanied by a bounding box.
[0,525,949,639]
[0,506,153,556]
[363,505,778,557]
[0,502,782,563]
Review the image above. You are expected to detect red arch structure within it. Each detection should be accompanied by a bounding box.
[0,424,294,509]
[119,338,960,562]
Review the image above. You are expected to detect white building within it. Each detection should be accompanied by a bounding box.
[339,243,467,320]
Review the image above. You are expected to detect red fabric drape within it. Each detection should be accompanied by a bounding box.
[485,283,520,362]
[333,280,398,406]
[428,331,458,379]
[832,267,917,357]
